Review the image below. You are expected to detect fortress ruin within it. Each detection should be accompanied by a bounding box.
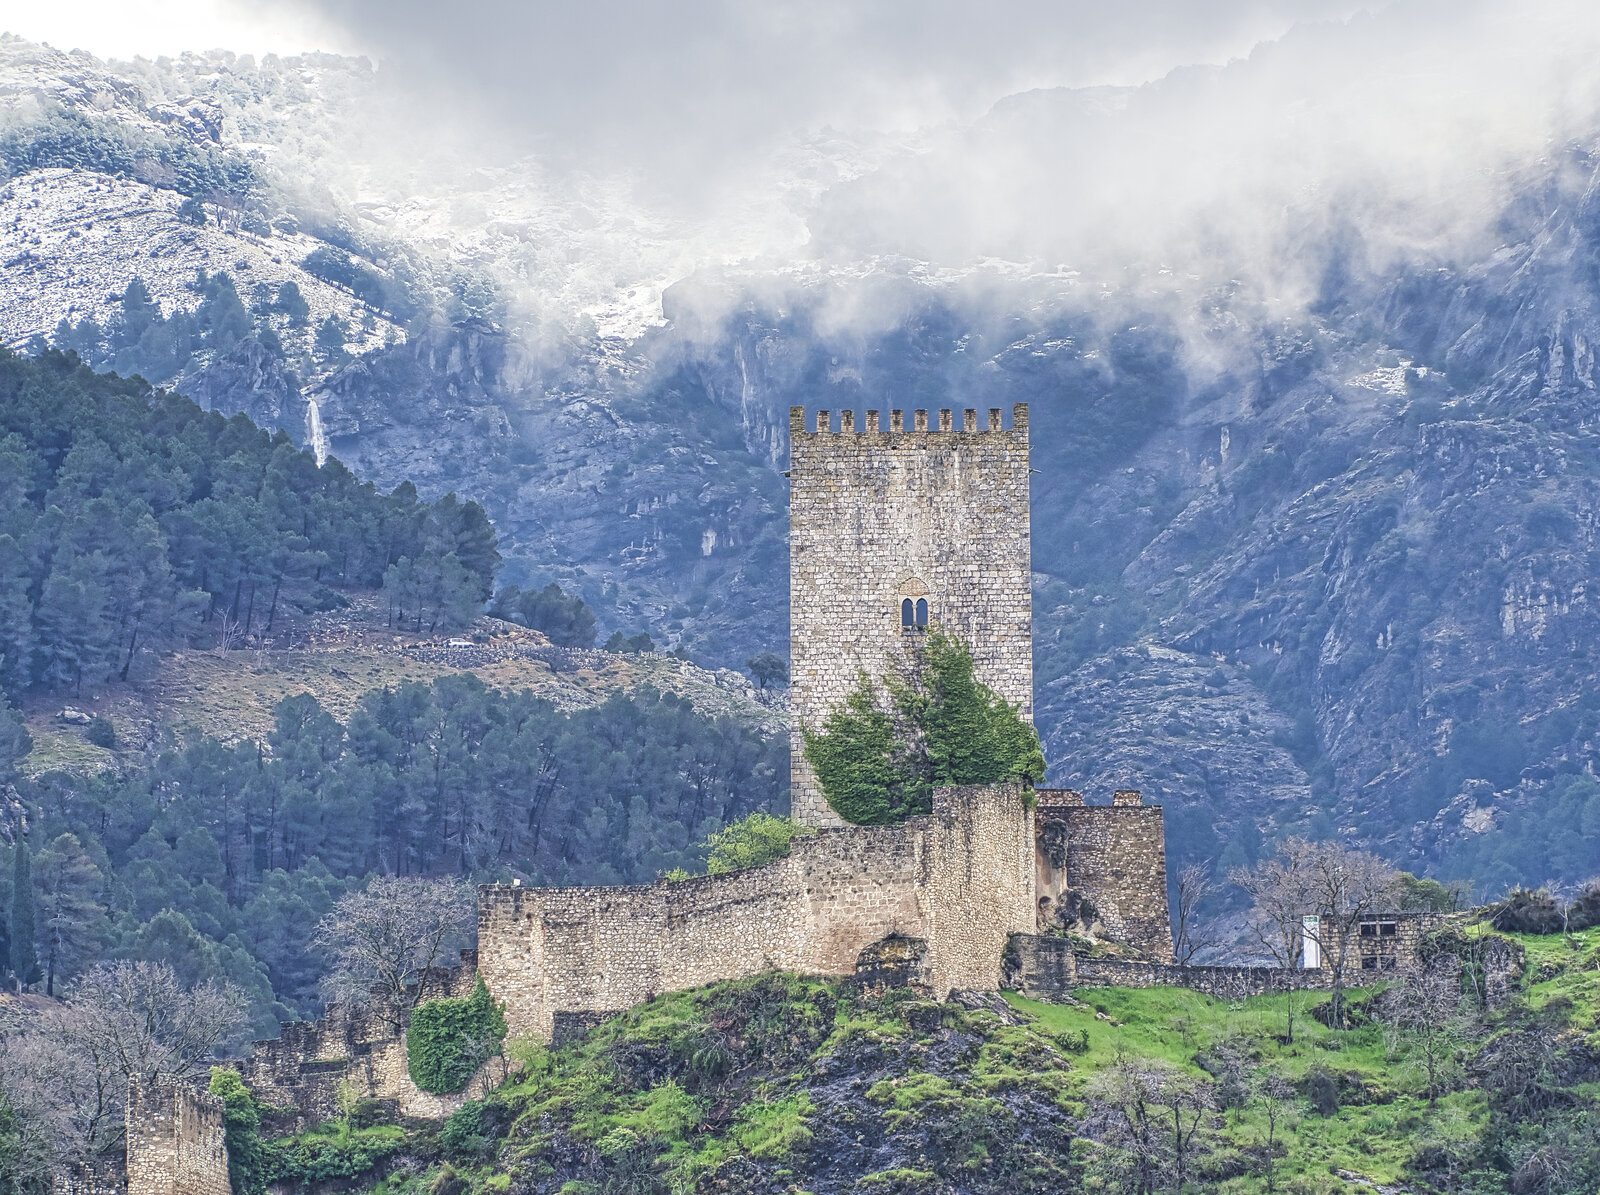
[87,402,1175,1192]
[476,403,1173,1044]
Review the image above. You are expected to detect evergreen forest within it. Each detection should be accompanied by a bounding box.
[0,351,787,1036]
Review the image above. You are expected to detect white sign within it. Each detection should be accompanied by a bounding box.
[1301,915,1321,969]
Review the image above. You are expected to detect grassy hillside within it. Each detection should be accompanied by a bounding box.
[20,595,783,779]
[236,927,1600,1195]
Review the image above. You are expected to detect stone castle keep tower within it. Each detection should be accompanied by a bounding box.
[788,404,1034,826]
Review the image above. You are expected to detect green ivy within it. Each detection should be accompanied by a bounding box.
[209,1067,264,1195]
[406,975,508,1094]
[260,1123,406,1183]
[803,628,1045,824]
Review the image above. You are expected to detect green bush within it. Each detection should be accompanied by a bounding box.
[260,1124,405,1183]
[1489,888,1564,934]
[407,975,507,1094]
[439,1099,513,1162]
[803,628,1045,824]
[209,1068,265,1194]
[85,717,115,748]
[705,812,811,875]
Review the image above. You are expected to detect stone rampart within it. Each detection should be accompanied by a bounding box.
[239,953,494,1129]
[479,784,1036,1041]
[788,404,1033,826]
[52,1158,127,1195]
[1035,790,1174,962]
[1008,935,1333,1002]
[124,1080,231,1195]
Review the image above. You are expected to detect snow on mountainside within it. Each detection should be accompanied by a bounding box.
[0,169,400,354]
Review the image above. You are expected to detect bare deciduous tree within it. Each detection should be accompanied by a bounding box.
[0,961,246,1177]
[315,875,475,1019]
[1380,960,1479,1102]
[1289,838,1401,1028]
[1172,863,1220,966]
[1084,1052,1216,1195]
[1251,1068,1296,1194]
[1235,837,1401,1030]
[1231,848,1313,1042]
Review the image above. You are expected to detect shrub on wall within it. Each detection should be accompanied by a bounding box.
[406,976,507,1095]
[210,1067,265,1195]
[706,813,812,874]
[803,628,1045,824]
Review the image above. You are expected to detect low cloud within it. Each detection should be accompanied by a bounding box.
[259,0,1600,337]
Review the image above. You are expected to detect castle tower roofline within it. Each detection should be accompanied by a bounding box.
[791,404,1027,437]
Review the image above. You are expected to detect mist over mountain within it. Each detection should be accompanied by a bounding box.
[3,0,1600,894]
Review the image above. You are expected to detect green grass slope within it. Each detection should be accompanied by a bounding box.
[235,930,1600,1195]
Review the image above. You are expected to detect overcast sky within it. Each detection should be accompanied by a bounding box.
[7,1,1375,150]
[8,0,1600,330]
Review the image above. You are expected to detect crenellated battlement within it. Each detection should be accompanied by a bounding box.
[789,403,1028,437]
[787,401,1033,827]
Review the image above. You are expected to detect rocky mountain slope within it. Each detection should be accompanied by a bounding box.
[4,34,1600,890]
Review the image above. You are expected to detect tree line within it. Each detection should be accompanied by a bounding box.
[0,674,783,1032]
[0,347,498,697]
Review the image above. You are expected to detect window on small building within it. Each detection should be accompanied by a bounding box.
[1379,921,1397,937]
[902,598,915,628]
[1359,922,1377,937]
[1361,956,1379,970]
[915,598,928,627]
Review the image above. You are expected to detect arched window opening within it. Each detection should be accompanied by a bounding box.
[901,598,915,627]
[915,598,929,627]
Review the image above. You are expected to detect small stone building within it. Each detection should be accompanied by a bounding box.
[1299,911,1445,974]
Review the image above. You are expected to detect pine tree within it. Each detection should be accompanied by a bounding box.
[10,840,37,986]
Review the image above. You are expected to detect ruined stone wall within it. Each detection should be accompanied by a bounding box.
[918,784,1038,994]
[1008,935,1334,1002]
[478,785,1036,1041]
[239,953,492,1129]
[52,1159,127,1195]
[124,1081,231,1195]
[787,404,1033,826]
[1035,790,1174,963]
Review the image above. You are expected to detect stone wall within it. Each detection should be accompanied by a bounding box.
[1008,935,1333,1002]
[787,404,1033,827]
[478,784,1037,1041]
[1035,790,1174,962]
[52,1158,127,1195]
[239,954,495,1130]
[123,1081,231,1195]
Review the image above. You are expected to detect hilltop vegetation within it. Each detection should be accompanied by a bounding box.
[0,346,497,699]
[230,926,1600,1195]
[0,351,789,1036]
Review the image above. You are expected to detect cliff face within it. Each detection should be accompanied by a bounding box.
[161,155,1600,885]
[7,35,1600,883]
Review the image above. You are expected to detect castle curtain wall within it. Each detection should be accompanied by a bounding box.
[478,785,1036,1042]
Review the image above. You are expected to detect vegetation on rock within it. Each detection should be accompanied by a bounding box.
[239,931,1600,1194]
